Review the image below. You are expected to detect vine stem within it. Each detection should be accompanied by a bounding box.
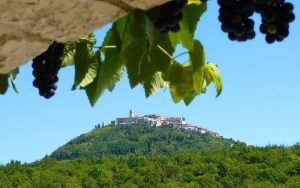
[157,45,191,64]
[102,45,117,49]
[93,45,117,50]
[157,45,174,60]
[174,52,189,59]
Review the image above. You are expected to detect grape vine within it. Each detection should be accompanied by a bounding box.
[1,0,296,107]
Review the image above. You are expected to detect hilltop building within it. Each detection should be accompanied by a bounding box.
[111,110,222,138]
[113,110,185,126]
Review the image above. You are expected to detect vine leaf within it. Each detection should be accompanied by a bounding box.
[74,43,93,86]
[85,25,123,107]
[144,72,166,98]
[101,24,124,92]
[62,34,96,68]
[166,40,205,105]
[79,51,100,88]
[0,74,9,94]
[144,14,156,50]
[61,44,76,67]
[190,40,205,94]
[9,68,19,93]
[169,3,207,50]
[169,66,195,103]
[204,63,223,97]
[184,92,197,105]
[80,34,97,45]
[63,34,97,91]
[166,62,184,85]
[85,55,123,107]
[119,10,163,88]
[0,68,19,94]
[55,3,217,107]
[122,37,148,88]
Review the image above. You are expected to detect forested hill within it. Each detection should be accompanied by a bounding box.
[2,125,300,187]
[2,145,300,187]
[50,124,235,160]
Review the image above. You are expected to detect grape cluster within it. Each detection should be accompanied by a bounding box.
[254,0,295,44]
[217,0,295,43]
[217,0,256,42]
[154,0,187,35]
[32,42,64,99]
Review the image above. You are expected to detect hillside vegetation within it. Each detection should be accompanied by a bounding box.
[1,144,300,187]
[50,124,234,160]
[1,124,300,187]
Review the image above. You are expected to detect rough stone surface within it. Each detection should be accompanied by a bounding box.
[0,0,168,74]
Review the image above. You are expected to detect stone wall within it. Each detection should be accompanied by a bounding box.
[0,0,168,74]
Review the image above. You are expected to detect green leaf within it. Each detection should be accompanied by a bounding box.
[201,79,208,94]
[148,36,176,74]
[61,34,96,68]
[80,33,97,47]
[170,85,183,103]
[79,51,100,88]
[204,63,223,97]
[190,40,205,94]
[116,11,145,51]
[119,10,177,89]
[102,24,123,93]
[182,4,207,37]
[85,25,123,106]
[122,38,147,88]
[9,68,19,93]
[144,13,156,50]
[61,44,76,67]
[169,66,195,103]
[86,55,123,107]
[184,92,197,105]
[114,11,143,88]
[169,3,207,50]
[0,68,19,94]
[74,41,93,85]
[166,62,184,85]
[119,11,159,88]
[169,25,193,51]
[0,74,9,94]
[64,34,97,87]
[143,72,166,98]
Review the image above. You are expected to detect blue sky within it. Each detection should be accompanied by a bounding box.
[1,1,299,164]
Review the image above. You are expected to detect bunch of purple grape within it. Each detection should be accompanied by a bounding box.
[217,0,295,43]
[154,0,188,35]
[254,0,295,43]
[32,42,64,99]
[217,0,256,41]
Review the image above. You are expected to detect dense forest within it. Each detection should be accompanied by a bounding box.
[1,125,300,187]
[1,145,300,187]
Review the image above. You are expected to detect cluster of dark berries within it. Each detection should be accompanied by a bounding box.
[32,41,64,99]
[254,0,295,44]
[154,0,188,35]
[217,0,256,41]
[217,0,295,44]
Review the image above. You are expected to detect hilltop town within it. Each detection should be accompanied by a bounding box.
[111,110,222,138]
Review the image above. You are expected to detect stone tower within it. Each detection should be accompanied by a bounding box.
[129,110,133,118]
